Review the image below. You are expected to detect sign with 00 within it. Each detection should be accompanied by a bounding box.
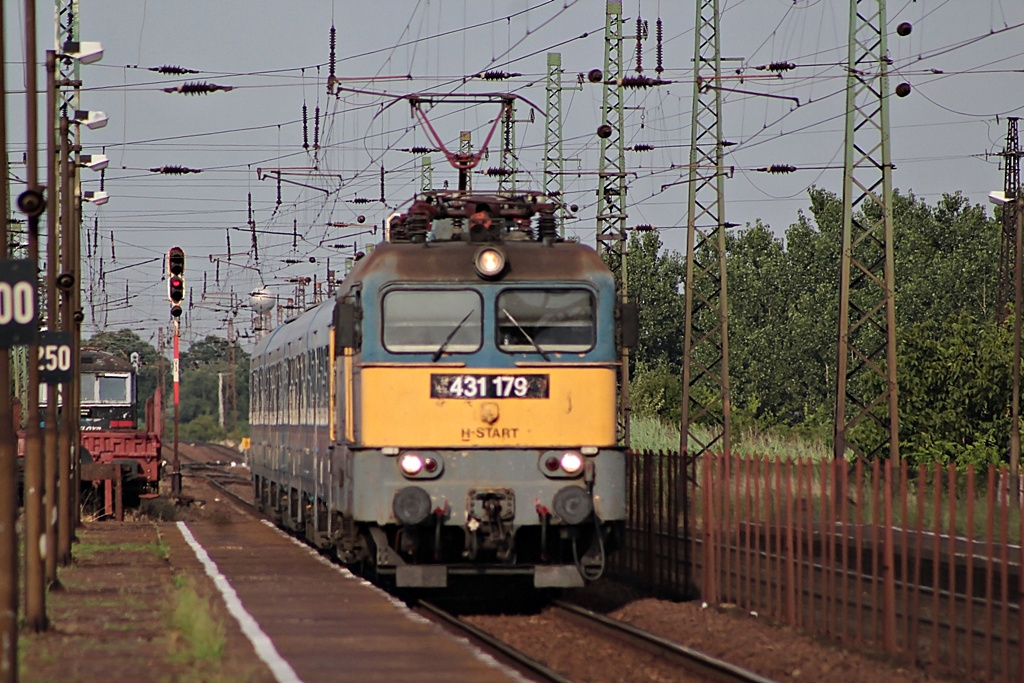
[0,259,37,348]
[38,331,73,384]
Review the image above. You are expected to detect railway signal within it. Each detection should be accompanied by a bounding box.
[167,247,185,317]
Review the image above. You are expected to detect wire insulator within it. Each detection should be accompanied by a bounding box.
[352,197,373,204]
[479,70,520,80]
[485,167,513,176]
[329,26,336,80]
[760,61,796,72]
[149,65,199,75]
[756,164,797,174]
[293,219,298,249]
[227,229,231,260]
[314,106,321,149]
[629,144,654,152]
[302,103,309,150]
[149,165,202,174]
[619,75,664,88]
[276,175,282,207]
[163,81,233,95]
[405,146,434,154]
[656,18,664,75]
[635,17,643,73]
[633,224,655,232]
[380,166,386,203]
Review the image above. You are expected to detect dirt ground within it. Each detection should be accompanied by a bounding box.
[18,464,956,682]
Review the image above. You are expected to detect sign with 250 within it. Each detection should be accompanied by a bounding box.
[38,331,73,384]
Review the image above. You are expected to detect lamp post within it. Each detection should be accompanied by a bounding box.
[46,44,105,569]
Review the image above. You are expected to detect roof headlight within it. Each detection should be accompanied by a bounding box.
[474,247,506,279]
[560,451,584,474]
[399,453,424,475]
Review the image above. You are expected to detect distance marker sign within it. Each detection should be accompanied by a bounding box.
[0,259,37,348]
[38,331,74,384]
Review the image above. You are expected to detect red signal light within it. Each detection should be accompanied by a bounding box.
[168,275,185,304]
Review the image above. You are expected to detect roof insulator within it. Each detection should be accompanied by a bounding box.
[149,65,199,75]
[163,81,234,95]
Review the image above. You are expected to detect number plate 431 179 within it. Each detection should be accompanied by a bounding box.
[431,373,549,399]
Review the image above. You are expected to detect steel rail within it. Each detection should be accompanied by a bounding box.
[416,600,572,683]
[551,600,778,683]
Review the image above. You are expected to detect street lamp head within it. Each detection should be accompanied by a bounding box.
[83,190,109,206]
[61,41,103,65]
[80,154,109,171]
[989,191,1008,206]
[73,110,108,130]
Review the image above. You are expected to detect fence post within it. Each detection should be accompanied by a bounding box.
[703,453,717,604]
[882,458,897,653]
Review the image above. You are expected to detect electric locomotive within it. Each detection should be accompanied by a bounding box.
[249,191,635,588]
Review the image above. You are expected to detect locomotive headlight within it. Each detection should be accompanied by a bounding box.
[474,247,507,279]
[399,453,424,475]
[560,451,584,474]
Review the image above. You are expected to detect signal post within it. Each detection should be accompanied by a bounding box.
[167,247,185,496]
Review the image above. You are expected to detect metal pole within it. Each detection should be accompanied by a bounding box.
[1011,196,1023,505]
[0,0,21,673]
[57,114,72,563]
[23,0,50,632]
[172,320,181,496]
[43,50,58,587]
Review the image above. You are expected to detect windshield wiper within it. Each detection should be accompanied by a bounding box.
[501,308,550,361]
[432,309,475,362]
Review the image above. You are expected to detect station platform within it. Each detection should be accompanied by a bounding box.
[164,515,522,682]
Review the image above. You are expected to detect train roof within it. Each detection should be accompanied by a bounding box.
[81,348,134,373]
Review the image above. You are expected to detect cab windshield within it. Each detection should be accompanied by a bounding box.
[497,289,595,353]
[382,289,483,354]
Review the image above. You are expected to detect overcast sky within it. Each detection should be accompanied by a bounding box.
[4,1,1024,350]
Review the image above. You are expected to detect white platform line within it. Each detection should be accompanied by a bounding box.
[176,521,303,683]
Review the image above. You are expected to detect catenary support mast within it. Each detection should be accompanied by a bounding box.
[834,0,900,462]
[680,0,731,462]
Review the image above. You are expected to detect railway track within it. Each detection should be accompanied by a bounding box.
[179,442,777,682]
[419,597,776,683]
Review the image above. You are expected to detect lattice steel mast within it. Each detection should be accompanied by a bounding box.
[998,117,1020,323]
[544,52,565,236]
[596,1,630,444]
[680,0,731,460]
[834,0,900,461]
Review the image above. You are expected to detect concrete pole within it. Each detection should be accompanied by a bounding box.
[0,0,21,674]
[43,50,59,587]
[23,0,50,632]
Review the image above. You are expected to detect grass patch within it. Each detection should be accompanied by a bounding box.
[630,415,833,459]
[73,541,169,562]
[168,577,225,664]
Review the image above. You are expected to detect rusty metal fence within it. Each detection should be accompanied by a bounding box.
[611,450,1024,682]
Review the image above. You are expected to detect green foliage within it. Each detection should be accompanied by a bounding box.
[630,360,680,424]
[895,314,1011,470]
[628,186,1005,468]
[172,335,251,440]
[178,414,226,442]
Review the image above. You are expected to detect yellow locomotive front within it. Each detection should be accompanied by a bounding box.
[252,193,633,589]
